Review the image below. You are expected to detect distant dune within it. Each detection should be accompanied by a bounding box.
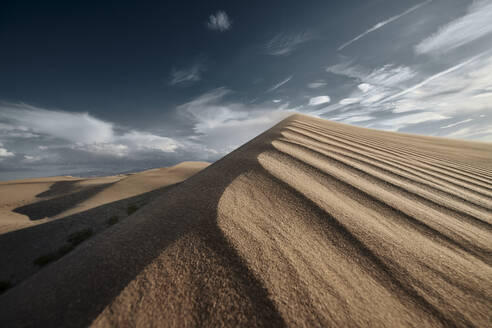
[0,114,491,327]
[0,162,209,289]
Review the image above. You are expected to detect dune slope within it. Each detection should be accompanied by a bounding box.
[0,114,491,327]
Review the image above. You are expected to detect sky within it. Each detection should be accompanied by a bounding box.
[1,0,491,180]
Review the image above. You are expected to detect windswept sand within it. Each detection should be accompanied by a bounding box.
[0,114,491,327]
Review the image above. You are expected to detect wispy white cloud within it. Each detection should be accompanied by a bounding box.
[326,61,361,79]
[342,116,373,124]
[440,119,473,129]
[119,131,179,152]
[338,0,432,50]
[316,107,375,125]
[0,142,14,158]
[169,62,205,86]
[266,76,292,93]
[23,155,42,162]
[389,55,492,121]
[307,80,327,89]
[317,47,492,141]
[358,83,373,93]
[445,125,492,140]
[326,62,416,86]
[319,62,417,115]
[178,88,293,154]
[265,32,314,56]
[379,112,449,131]
[0,149,14,157]
[381,52,485,103]
[339,98,361,105]
[365,65,417,87]
[0,122,40,139]
[206,11,232,31]
[415,0,492,55]
[309,96,330,106]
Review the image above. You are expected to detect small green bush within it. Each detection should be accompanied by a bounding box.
[0,280,12,294]
[67,228,93,246]
[126,204,139,215]
[33,243,75,266]
[107,215,119,226]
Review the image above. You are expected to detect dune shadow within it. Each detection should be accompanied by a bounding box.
[35,180,80,198]
[0,184,175,289]
[13,182,114,220]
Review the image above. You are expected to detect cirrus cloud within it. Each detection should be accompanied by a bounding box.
[415,0,492,55]
[309,96,331,106]
[265,32,314,56]
[169,61,206,86]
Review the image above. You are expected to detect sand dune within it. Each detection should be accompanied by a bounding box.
[0,114,491,327]
[0,162,208,234]
[0,161,208,290]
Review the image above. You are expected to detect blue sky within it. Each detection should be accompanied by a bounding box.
[1,0,491,180]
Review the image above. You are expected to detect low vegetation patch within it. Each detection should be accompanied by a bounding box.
[33,253,58,266]
[67,228,93,246]
[33,244,74,266]
[0,280,12,294]
[34,228,93,267]
[107,215,119,226]
[126,204,139,215]
[58,243,76,255]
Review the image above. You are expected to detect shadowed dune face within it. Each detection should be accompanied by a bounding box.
[35,180,85,198]
[0,114,491,327]
[13,182,115,220]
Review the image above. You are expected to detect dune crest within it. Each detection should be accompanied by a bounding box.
[1,114,491,327]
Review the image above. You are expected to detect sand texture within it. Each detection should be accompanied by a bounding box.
[0,114,491,327]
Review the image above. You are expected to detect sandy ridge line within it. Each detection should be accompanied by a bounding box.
[282,131,491,213]
[271,140,492,252]
[292,120,492,181]
[293,119,492,177]
[289,122,492,195]
[281,129,492,215]
[282,128,492,210]
[269,144,492,268]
